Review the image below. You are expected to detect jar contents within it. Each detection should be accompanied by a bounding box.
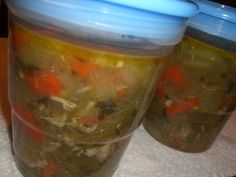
[9,18,166,176]
[143,36,236,152]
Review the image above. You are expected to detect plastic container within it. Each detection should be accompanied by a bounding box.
[6,0,198,176]
[143,0,236,153]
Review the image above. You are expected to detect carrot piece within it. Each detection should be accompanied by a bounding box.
[25,72,62,96]
[165,97,200,117]
[186,97,200,108]
[155,85,166,102]
[42,161,59,177]
[162,64,187,87]
[69,59,96,78]
[117,87,128,98]
[14,105,43,143]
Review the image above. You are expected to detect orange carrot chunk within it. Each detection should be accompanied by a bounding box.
[162,64,187,87]
[166,97,200,117]
[25,72,62,96]
[155,85,166,102]
[69,59,96,78]
[117,87,128,99]
[42,161,59,177]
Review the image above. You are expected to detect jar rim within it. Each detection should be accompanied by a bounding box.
[5,0,198,45]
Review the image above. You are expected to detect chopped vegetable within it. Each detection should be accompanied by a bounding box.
[155,85,166,102]
[25,71,62,96]
[117,86,128,98]
[165,97,200,116]
[69,59,97,78]
[162,64,187,87]
[42,161,58,177]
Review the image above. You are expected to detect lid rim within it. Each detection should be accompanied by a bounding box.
[188,0,236,43]
[191,0,236,24]
[5,0,196,45]
[101,0,199,18]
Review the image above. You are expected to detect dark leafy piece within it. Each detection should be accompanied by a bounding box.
[96,100,117,120]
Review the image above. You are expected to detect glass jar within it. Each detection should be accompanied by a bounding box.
[143,0,236,153]
[6,0,198,176]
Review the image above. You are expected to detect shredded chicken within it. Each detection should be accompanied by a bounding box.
[19,69,25,79]
[76,86,91,94]
[96,144,115,162]
[40,114,67,127]
[44,142,61,152]
[50,96,77,110]
[165,99,173,107]
[27,159,47,168]
[82,101,96,114]
[80,124,97,133]
[84,147,99,157]
[83,144,115,162]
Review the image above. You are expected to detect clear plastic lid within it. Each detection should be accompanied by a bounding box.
[189,0,236,42]
[6,0,198,46]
